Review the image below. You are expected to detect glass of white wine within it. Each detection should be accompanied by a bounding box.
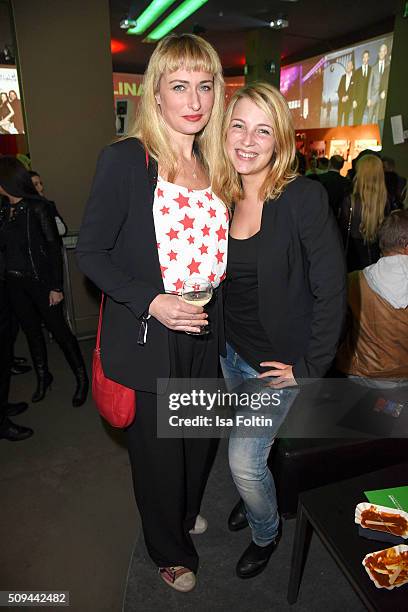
[181,276,213,335]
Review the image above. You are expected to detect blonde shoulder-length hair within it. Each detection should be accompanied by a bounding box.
[213,82,297,205]
[127,33,224,183]
[353,154,387,243]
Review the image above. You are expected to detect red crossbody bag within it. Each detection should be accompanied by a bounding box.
[92,150,150,427]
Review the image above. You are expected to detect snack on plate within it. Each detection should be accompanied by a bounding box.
[355,503,408,538]
[362,545,408,589]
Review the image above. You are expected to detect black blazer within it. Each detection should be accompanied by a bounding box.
[256,176,346,380]
[77,137,224,393]
[315,171,351,218]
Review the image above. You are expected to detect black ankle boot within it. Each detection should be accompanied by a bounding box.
[236,539,278,579]
[72,367,89,407]
[228,498,249,531]
[32,369,53,402]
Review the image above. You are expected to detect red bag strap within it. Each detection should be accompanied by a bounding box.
[96,148,149,349]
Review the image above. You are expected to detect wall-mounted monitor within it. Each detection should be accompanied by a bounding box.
[0,65,24,134]
[280,33,394,129]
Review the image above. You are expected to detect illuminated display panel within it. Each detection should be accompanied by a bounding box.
[0,65,24,134]
[280,33,394,129]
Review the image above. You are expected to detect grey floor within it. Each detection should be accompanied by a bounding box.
[1,335,365,612]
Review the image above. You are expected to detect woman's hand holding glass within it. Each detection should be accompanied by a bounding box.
[181,277,213,335]
[149,293,208,334]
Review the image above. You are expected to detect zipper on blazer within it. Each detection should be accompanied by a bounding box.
[27,208,39,280]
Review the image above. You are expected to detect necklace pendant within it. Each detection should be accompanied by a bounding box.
[192,171,197,179]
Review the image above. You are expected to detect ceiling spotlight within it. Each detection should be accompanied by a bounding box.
[120,16,137,29]
[269,17,289,29]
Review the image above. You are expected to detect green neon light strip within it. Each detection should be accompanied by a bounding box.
[145,0,208,41]
[127,0,178,35]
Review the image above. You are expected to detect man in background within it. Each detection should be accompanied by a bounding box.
[313,155,351,218]
[352,50,371,125]
[367,44,390,124]
[337,60,355,126]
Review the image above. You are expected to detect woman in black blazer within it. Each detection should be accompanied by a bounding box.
[214,83,346,579]
[77,34,227,592]
[0,156,88,406]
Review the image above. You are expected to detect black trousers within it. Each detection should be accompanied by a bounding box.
[6,276,81,373]
[0,280,12,429]
[125,302,220,573]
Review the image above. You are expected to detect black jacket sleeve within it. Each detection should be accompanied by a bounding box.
[292,184,347,380]
[76,145,160,319]
[32,201,64,291]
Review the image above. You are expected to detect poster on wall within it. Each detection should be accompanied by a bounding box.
[309,141,326,157]
[281,33,394,131]
[0,65,24,134]
[329,139,350,159]
[354,139,378,156]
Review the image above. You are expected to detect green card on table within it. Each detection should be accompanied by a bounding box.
[365,485,408,512]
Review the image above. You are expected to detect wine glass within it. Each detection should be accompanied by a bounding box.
[181,276,213,335]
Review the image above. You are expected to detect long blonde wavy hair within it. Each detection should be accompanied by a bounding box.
[353,154,387,243]
[127,33,224,184]
[213,82,297,206]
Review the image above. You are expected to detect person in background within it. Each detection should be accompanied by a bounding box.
[0,156,88,407]
[315,155,351,218]
[337,60,355,126]
[367,44,389,125]
[77,34,227,593]
[8,90,24,133]
[382,156,407,206]
[352,50,371,125]
[215,82,346,579]
[339,154,389,271]
[29,170,67,236]
[0,251,33,442]
[336,210,408,393]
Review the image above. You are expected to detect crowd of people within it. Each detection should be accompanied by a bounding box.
[0,32,406,594]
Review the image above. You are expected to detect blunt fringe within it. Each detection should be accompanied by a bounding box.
[127,33,224,184]
[213,82,297,206]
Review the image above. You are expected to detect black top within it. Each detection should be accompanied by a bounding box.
[0,202,31,274]
[223,176,346,382]
[0,197,63,291]
[225,233,274,372]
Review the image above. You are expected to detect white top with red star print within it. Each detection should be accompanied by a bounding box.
[153,176,229,294]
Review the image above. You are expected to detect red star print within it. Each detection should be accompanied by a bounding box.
[168,250,177,261]
[201,224,210,237]
[157,188,164,198]
[157,243,160,249]
[215,249,224,264]
[225,210,230,222]
[205,191,213,201]
[197,200,204,209]
[174,278,184,292]
[160,265,168,278]
[216,224,227,241]
[193,283,200,291]
[220,272,226,282]
[208,272,216,283]
[187,258,201,275]
[188,235,195,245]
[160,205,170,215]
[179,214,194,231]
[174,193,190,209]
[166,227,179,241]
[199,243,208,255]
[208,207,216,218]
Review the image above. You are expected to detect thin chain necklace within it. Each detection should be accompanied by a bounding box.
[192,151,197,180]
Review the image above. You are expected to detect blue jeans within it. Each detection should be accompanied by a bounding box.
[220,343,299,546]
